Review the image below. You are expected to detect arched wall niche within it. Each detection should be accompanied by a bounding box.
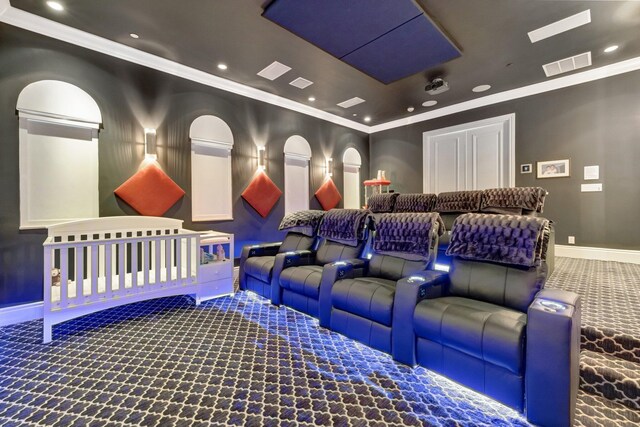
[342,147,362,209]
[190,115,234,221]
[16,80,102,229]
[283,135,312,215]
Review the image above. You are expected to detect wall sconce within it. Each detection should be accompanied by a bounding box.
[144,128,157,160]
[326,157,334,178]
[257,146,266,171]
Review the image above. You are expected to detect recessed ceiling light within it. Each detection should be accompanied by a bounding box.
[422,100,437,107]
[129,33,139,39]
[352,114,357,117]
[472,85,491,93]
[217,63,228,70]
[407,107,415,112]
[308,96,315,102]
[364,116,371,123]
[604,45,619,53]
[46,1,64,11]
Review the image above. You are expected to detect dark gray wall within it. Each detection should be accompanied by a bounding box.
[0,24,369,307]
[370,70,640,251]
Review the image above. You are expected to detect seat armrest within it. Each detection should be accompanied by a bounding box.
[526,289,581,427]
[270,250,316,305]
[242,242,282,258]
[318,258,369,328]
[239,242,282,290]
[392,271,449,366]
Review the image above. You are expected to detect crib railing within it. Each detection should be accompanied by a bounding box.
[43,231,199,311]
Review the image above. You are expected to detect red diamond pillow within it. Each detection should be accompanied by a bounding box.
[114,163,185,216]
[315,178,342,210]
[241,171,282,218]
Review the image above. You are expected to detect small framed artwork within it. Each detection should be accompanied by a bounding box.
[537,159,570,178]
[520,164,532,174]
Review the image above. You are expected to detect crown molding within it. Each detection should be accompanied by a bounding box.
[3,3,640,136]
[0,4,370,133]
[370,55,640,134]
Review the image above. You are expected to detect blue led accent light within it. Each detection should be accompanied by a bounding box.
[539,299,568,312]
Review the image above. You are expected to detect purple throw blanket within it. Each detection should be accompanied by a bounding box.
[446,213,550,267]
[373,212,445,261]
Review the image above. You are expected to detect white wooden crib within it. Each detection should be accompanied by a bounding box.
[42,216,202,343]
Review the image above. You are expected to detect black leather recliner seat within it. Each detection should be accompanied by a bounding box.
[394,213,580,427]
[320,212,444,355]
[272,209,371,317]
[239,210,325,299]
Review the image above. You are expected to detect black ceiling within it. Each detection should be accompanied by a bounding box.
[10,0,640,126]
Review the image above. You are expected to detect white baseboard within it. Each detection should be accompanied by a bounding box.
[0,301,43,327]
[555,245,640,264]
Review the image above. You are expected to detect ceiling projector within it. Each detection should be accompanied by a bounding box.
[425,78,449,95]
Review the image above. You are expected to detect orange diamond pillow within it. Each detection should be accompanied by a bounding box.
[315,178,342,210]
[114,163,185,216]
[241,171,282,218]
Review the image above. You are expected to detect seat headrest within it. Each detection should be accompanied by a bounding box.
[373,212,444,262]
[392,193,437,213]
[318,209,370,246]
[367,193,399,213]
[278,210,326,237]
[446,213,550,267]
[480,187,547,215]
[434,191,482,213]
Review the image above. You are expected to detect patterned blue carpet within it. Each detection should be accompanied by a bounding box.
[0,291,529,426]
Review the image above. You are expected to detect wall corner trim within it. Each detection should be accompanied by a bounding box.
[555,245,640,265]
[4,3,640,136]
[0,301,43,327]
[0,5,370,133]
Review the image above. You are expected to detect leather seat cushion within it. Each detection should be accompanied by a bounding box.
[279,265,324,298]
[243,256,275,283]
[414,297,527,374]
[332,277,397,326]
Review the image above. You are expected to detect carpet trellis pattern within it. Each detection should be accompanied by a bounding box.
[0,258,638,426]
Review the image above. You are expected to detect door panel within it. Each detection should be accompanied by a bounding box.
[470,123,503,190]
[428,131,465,193]
[423,115,514,193]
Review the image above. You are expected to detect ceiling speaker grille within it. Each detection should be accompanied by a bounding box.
[289,77,313,89]
[543,51,592,77]
[257,61,292,80]
[337,97,365,108]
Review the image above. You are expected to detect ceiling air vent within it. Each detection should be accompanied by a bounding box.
[337,97,365,108]
[289,77,313,89]
[543,51,591,77]
[257,61,291,80]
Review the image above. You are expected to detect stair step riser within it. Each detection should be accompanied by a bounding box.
[579,352,640,411]
[581,326,640,364]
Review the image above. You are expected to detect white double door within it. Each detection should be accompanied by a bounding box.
[423,114,515,193]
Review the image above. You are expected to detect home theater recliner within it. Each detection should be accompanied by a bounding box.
[239,210,325,299]
[393,213,580,426]
[272,209,371,317]
[367,187,556,274]
[239,189,577,426]
[320,212,444,354]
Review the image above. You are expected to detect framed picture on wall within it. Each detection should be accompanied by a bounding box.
[537,159,570,178]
